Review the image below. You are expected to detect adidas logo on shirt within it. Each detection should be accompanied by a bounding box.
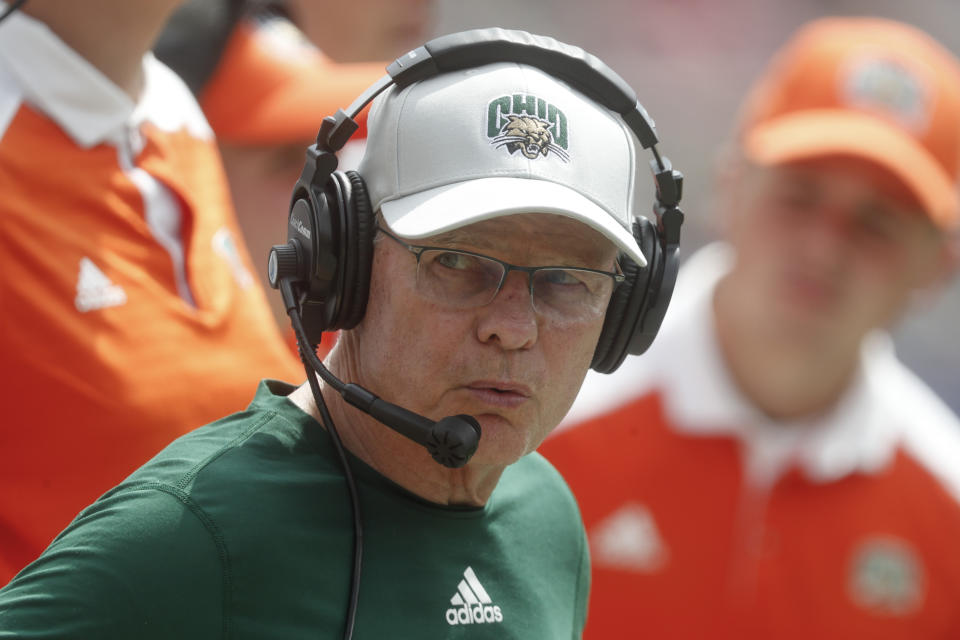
[212,228,253,289]
[444,566,504,626]
[590,502,669,572]
[75,257,127,312]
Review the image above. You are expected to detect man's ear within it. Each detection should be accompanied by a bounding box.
[933,231,960,284]
[912,229,960,306]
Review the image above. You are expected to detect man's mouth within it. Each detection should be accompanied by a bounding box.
[465,381,532,408]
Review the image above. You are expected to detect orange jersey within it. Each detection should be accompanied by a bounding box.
[541,245,960,639]
[0,14,301,584]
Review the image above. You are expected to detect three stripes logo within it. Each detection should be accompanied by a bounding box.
[75,257,127,313]
[444,567,504,626]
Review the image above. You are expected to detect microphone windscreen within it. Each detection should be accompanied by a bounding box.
[427,415,481,468]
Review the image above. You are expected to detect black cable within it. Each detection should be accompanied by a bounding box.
[282,283,363,640]
[650,145,665,172]
[0,0,28,25]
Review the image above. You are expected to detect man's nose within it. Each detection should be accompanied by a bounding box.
[476,270,538,350]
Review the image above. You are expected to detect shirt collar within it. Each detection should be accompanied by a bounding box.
[0,6,140,148]
[654,243,900,485]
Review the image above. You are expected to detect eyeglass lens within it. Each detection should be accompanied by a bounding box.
[415,249,615,322]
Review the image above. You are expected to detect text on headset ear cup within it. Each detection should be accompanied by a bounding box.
[284,177,337,343]
[591,218,660,374]
[327,170,375,331]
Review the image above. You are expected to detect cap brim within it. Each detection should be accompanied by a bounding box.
[379,177,647,267]
[744,110,958,229]
[199,21,386,144]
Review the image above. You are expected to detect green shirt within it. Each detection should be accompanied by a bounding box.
[0,380,590,638]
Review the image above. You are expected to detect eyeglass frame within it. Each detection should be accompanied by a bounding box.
[375,224,625,317]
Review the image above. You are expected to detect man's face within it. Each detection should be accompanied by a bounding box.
[721,157,949,349]
[346,213,618,467]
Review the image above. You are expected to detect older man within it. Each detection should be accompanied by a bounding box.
[0,30,681,638]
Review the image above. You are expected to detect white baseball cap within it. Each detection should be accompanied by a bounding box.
[358,61,648,267]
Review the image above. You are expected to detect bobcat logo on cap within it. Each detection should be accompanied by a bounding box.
[487,94,570,162]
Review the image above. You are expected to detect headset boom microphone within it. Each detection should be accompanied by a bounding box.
[270,260,481,469]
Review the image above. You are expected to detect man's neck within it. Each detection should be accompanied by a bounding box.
[24,0,180,101]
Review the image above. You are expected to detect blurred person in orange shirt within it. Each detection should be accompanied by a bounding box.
[0,0,304,586]
[541,17,960,639]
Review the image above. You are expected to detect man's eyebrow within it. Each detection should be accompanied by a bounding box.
[423,228,492,249]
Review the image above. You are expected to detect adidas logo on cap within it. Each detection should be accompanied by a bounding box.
[444,566,503,626]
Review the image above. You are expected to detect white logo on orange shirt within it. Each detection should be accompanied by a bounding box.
[590,502,669,573]
[75,257,127,312]
[212,228,254,289]
[848,535,925,616]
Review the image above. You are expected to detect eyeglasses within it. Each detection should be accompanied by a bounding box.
[377,225,624,323]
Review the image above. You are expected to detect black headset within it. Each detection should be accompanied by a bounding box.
[269,27,685,375]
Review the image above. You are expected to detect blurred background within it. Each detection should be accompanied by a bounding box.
[430,0,960,413]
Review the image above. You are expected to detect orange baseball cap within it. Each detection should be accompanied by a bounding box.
[198,14,385,145]
[738,17,960,230]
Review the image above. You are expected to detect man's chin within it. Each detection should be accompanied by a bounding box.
[467,414,534,466]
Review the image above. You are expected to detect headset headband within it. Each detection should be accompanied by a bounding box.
[314,28,682,216]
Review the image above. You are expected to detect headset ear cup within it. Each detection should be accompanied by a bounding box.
[334,170,375,330]
[591,219,658,373]
[283,165,338,343]
[591,256,649,373]
[626,238,679,358]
